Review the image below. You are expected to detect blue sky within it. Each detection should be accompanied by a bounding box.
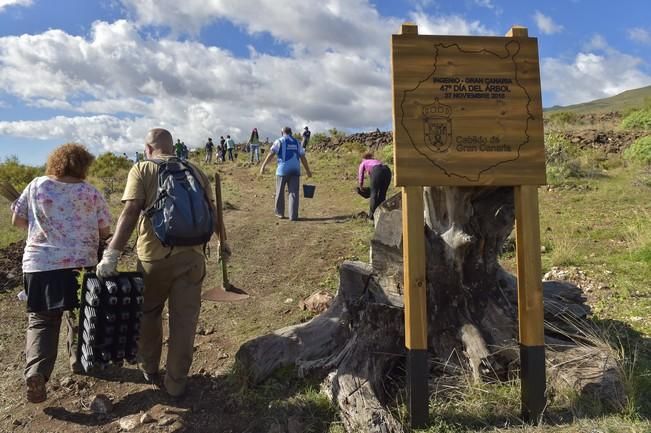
[1,0,650,165]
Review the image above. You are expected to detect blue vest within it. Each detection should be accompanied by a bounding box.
[276,135,302,176]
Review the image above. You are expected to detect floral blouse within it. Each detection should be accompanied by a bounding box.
[11,176,111,273]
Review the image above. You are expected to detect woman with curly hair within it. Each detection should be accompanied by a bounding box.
[11,143,111,403]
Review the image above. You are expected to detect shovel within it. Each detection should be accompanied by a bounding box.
[0,180,20,202]
[202,173,250,302]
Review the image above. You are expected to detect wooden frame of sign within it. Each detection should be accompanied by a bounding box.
[392,24,546,428]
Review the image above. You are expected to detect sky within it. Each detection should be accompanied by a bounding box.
[0,0,650,165]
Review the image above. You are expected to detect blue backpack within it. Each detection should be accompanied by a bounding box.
[144,158,214,247]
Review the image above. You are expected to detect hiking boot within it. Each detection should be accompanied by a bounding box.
[26,374,47,403]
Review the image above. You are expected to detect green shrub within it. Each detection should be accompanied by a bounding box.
[621,108,651,130]
[377,143,393,164]
[624,136,651,165]
[310,132,328,146]
[0,156,43,190]
[89,152,133,196]
[340,141,366,154]
[548,111,578,127]
[544,133,603,183]
[546,133,578,162]
[327,128,346,141]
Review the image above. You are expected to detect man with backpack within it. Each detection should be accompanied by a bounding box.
[259,126,312,221]
[97,128,224,398]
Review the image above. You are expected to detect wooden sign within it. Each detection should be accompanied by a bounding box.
[393,25,547,428]
[392,25,546,186]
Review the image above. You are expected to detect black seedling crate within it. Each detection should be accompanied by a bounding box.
[76,272,145,373]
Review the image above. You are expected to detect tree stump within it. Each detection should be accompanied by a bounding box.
[236,187,624,433]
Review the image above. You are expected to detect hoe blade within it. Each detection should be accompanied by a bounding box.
[202,286,250,302]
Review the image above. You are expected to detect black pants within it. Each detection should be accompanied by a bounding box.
[369,165,392,218]
[227,149,234,161]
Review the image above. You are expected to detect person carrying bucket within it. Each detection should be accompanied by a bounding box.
[259,126,312,221]
[357,152,391,220]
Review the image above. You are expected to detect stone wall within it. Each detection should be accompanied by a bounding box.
[309,130,392,152]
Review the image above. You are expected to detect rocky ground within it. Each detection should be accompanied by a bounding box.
[557,129,646,153]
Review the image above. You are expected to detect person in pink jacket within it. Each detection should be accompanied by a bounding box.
[357,152,391,220]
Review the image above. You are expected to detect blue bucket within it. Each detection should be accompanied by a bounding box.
[303,184,316,198]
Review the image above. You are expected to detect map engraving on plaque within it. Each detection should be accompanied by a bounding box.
[399,39,534,182]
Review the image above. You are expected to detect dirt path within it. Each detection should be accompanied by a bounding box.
[0,157,374,433]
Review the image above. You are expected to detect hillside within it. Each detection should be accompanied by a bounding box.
[545,85,651,115]
[0,145,650,432]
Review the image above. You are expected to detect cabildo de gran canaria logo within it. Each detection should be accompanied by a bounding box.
[422,98,452,153]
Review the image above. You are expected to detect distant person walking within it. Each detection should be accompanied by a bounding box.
[260,127,312,221]
[249,128,261,164]
[302,126,311,149]
[357,152,391,219]
[205,138,214,163]
[11,144,111,403]
[219,136,226,162]
[225,135,235,161]
[175,139,184,159]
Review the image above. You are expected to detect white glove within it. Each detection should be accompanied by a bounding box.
[96,248,121,278]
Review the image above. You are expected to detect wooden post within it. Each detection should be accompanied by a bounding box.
[214,173,227,242]
[514,185,546,422]
[402,185,428,428]
[215,173,230,288]
[506,25,529,38]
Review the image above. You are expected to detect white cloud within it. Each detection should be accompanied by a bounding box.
[533,11,563,35]
[474,0,494,9]
[0,4,499,155]
[0,0,32,12]
[628,27,651,45]
[542,43,651,106]
[0,115,150,152]
[585,34,608,51]
[0,19,394,153]
[473,0,503,16]
[120,0,400,59]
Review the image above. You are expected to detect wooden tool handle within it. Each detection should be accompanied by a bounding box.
[214,173,227,242]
